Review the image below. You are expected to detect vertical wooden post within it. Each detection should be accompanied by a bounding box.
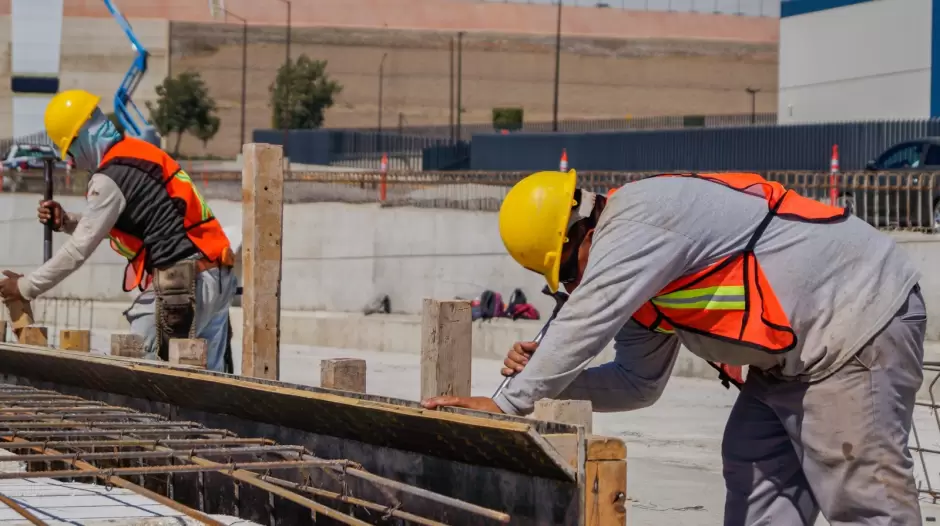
[320,358,367,393]
[585,437,628,526]
[420,298,472,400]
[4,299,34,341]
[0,321,7,343]
[111,333,146,359]
[19,327,48,346]
[241,142,284,380]
[169,338,208,368]
[59,330,90,352]
[533,399,593,434]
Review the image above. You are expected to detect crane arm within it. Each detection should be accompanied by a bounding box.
[102,0,152,138]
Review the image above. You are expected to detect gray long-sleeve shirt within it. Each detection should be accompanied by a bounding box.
[17,174,126,300]
[494,175,921,415]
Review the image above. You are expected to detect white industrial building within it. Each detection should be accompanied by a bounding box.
[778,0,938,123]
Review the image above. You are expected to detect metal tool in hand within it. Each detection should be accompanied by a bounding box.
[42,157,55,263]
[492,285,569,399]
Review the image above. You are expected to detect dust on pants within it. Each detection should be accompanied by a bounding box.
[123,266,237,372]
[722,285,926,526]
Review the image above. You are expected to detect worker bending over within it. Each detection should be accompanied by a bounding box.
[423,170,925,525]
[0,89,237,372]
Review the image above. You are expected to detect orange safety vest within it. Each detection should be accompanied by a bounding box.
[607,173,848,384]
[97,137,233,292]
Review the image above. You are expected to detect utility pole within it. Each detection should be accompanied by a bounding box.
[449,37,455,143]
[746,87,760,124]
[552,0,562,132]
[273,0,292,164]
[456,32,464,142]
[222,9,249,148]
[378,53,388,150]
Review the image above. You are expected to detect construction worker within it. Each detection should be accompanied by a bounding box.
[422,170,926,524]
[0,89,237,372]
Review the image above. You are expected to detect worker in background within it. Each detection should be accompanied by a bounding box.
[0,89,237,372]
[422,170,925,525]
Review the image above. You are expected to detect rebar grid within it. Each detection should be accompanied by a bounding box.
[0,384,511,525]
[911,362,940,503]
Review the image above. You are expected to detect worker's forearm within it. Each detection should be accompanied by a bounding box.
[61,211,82,235]
[554,332,680,412]
[18,174,125,300]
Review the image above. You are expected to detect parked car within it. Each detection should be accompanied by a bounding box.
[838,138,940,229]
[1,144,70,172]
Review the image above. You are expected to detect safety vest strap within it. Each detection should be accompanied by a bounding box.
[101,137,182,181]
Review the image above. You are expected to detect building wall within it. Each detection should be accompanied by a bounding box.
[170,23,778,157]
[10,0,63,137]
[778,0,934,123]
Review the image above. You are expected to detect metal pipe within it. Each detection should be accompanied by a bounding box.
[0,438,271,449]
[552,0,562,132]
[262,475,448,526]
[0,459,348,480]
[0,492,49,526]
[42,159,54,262]
[5,428,232,438]
[0,421,198,430]
[0,445,304,463]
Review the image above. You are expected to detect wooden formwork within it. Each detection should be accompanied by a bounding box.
[0,143,627,524]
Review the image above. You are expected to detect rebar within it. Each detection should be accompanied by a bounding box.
[0,382,512,525]
[0,491,48,526]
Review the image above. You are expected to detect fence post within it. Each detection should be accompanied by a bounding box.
[241,142,284,380]
[830,145,839,206]
[420,298,472,400]
[380,152,388,202]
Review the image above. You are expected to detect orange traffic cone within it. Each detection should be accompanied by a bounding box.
[829,145,839,206]
[379,153,388,202]
[559,149,569,172]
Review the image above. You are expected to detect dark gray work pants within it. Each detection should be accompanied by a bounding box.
[723,285,926,526]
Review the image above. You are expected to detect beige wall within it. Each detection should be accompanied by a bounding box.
[0,15,12,138]
[170,23,778,157]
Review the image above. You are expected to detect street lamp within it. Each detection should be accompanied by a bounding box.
[378,53,388,152]
[221,8,248,149]
[271,0,291,164]
[746,87,760,125]
[552,0,562,132]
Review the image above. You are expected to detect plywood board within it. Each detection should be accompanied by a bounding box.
[0,344,577,481]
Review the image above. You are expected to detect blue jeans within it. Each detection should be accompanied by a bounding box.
[123,266,237,372]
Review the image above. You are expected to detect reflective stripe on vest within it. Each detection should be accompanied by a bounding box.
[99,137,232,292]
[611,172,847,354]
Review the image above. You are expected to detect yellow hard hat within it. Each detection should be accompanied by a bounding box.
[498,169,578,292]
[44,89,101,157]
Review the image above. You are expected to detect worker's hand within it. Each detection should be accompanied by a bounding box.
[37,200,65,231]
[0,270,24,301]
[420,396,504,414]
[502,341,538,377]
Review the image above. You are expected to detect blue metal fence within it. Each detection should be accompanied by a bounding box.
[469,120,940,172]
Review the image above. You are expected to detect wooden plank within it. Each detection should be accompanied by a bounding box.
[533,399,593,434]
[59,330,91,352]
[544,435,627,468]
[19,327,48,346]
[169,338,208,368]
[110,333,146,358]
[420,298,471,399]
[241,142,284,381]
[0,321,6,343]
[321,358,366,393]
[0,343,577,482]
[4,299,34,332]
[585,459,627,526]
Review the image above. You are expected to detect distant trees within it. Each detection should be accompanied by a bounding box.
[147,71,221,156]
[269,54,343,129]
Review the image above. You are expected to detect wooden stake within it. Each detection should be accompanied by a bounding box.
[59,330,91,352]
[169,338,208,368]
[0,321,7,343]
[420,298,472,400]
[533,399,593,434]
[241,142,284,381]
[19,327,48,346]
[585,437,627,526]
[320,358,367,393]
[111,333,146,359]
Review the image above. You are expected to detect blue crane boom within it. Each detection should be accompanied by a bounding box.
[102,0,158,144]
